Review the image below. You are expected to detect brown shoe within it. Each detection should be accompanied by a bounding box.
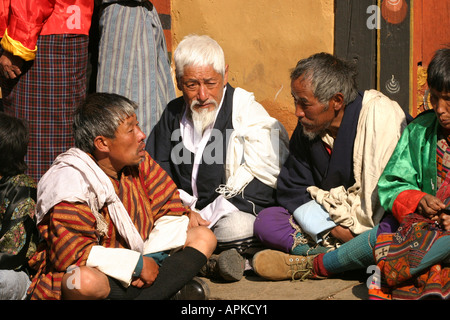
[252,249,321,281]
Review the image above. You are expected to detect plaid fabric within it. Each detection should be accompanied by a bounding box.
[1,34,89,182]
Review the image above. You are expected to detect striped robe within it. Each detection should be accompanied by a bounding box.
[96,1,175,139]
[27,152,188,300]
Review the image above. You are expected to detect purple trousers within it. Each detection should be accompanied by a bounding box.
[253,206,296,253]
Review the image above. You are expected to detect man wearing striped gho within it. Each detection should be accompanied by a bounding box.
[26,93,217,300]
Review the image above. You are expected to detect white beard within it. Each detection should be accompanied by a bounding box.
[301,127,319,141]
[190,100,218,136]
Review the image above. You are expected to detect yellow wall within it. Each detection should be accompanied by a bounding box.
[170,0,335,135]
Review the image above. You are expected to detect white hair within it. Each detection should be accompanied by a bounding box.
[174,34,226,79]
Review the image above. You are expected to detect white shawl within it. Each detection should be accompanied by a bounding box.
[220,87,290,197]
[307,90,408,234]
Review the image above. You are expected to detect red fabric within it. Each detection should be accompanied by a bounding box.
[436,171,450,204]
[322,141,332,155]
[313,253,330,277]
[391,189,426,223]
[0,0,9,37]
[1,0,93,50]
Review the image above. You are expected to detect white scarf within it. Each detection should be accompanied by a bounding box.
[222,87,290,197]
[36,148,144,252]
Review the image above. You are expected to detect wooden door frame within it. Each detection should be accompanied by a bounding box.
[334,0,412,115]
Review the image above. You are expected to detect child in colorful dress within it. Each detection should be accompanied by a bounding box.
[0,112,39,299]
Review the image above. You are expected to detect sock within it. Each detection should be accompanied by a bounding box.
[313,253,331,277]
[135,246,207,300]
[321,226,378,275]
[106,276,142,300]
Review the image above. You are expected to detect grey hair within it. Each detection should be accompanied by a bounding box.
[174,34,226,79]
[290,52,358,105]
[73,93,138,154]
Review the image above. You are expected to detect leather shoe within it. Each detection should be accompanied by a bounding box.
[171,277,210,300]
[252,249,322,281]
[198,248,245,282]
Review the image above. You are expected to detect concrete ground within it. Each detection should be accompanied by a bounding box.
[200,269,370,300]
[175,274,370,319]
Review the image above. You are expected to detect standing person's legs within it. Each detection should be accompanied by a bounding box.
[97,4,175,139]
[1,34,88,181]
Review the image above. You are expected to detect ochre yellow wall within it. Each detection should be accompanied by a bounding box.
[170,0,334,135]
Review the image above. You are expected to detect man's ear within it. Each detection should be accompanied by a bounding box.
[93,136,110,153]
[332,93,345,111]
[223,64,229,86]
[176,77,182,91]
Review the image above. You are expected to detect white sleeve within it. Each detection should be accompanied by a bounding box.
[86,245,141,287]
[199,195,240,227]
[178,189,198,208]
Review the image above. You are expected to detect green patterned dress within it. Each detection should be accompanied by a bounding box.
[0,174,38,272]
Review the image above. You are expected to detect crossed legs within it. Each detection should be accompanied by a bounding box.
[62,225,216,300]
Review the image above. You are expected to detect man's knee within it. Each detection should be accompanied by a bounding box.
[186,226,217,258]
[213,211,256,239]
[254,206,295,253]
[62,266,110,300]
[254,206,289,237]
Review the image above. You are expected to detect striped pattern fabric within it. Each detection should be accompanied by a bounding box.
[27,152,188,300]
[96,1,175,139]
[0,34,89,182]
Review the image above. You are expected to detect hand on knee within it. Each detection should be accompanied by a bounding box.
[62,266,110,300]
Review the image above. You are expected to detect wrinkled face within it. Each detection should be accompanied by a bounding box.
[291,76,335,140]
[178,64,228,113]
[107,114,146,171]
[431,88,450,130]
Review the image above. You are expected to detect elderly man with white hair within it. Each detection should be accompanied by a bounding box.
[147,34,289,282]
